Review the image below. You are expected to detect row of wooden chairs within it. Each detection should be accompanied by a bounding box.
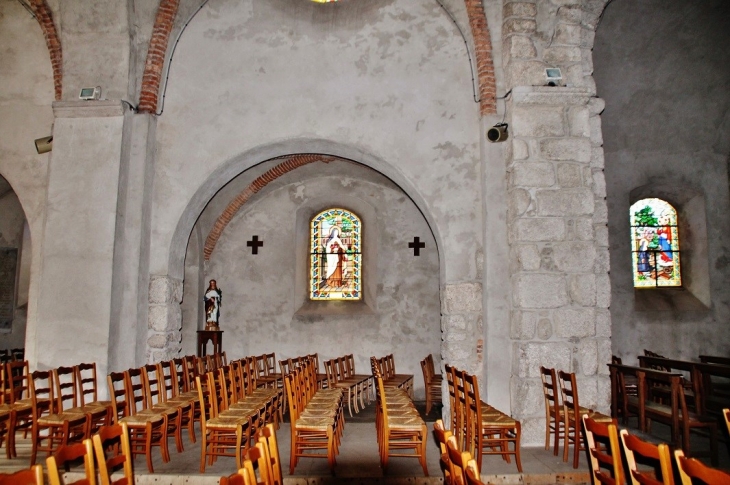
[0,421,133,485]
[283,357,344,474]
[420,354,442,415]
[371,354,414,397]
[371,356,428,475]
[540,366,615,468]
[434,419,484,485]
[583,413,730,485]
[219,423,282,485]
[446,364,522,472]
[279,354,328,390]
[0,361,112,465]
[196,357,283,472]
[323,354,373,416]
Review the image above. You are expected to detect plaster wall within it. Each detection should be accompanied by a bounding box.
[594,0,730,362]
[197,161,441,399]
[0,1,54,364]
[150,0,482,289]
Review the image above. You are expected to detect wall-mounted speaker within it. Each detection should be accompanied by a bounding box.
[34,136,53,154]
[487,124,508,143]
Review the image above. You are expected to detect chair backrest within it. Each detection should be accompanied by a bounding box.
[433,419,453,484]
[619,429,673,485]
[182,355,199,392]
[6,360,30,404]
[582,414,624,485]
[247,441,272,485]
[674,449,730,485]
[141,364,164,407]
[107,372,129,422]
[53,366,79,413]
[558,370,579,418]
[93,422,133,485]
[0,465,44,485]
[444,364,457,431]
[461,371,481,459]
[75,363,100,407]
[540,366,561,419]
[30,369,54,417]
[446,435,470,484]
[158,361,178,400]
[46,440,96,485]
[464,459,484,485]
[219,468,255,485]
[724,408,730,436]
[257,423,282,485]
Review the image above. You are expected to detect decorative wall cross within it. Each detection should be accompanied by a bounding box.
[247,235,264,254]
[408,237,425,256]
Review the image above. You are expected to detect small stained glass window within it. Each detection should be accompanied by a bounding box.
[630,198,681,288]
[310,208,362,300]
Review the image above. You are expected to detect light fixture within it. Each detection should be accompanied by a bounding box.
[34,136,52,154]
[545,68,562,86]
[487,123,508,143]
[79,86,101,100]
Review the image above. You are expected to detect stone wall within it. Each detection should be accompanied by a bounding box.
[502,0,611,445]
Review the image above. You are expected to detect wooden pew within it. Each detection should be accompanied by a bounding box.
[608,363,718,466]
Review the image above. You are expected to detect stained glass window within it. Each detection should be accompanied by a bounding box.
[310,208,362,300]
[630,198,681,288]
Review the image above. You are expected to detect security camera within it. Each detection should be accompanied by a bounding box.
[487,123,508,143]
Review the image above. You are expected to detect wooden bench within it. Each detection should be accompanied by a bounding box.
[608,363,718,465]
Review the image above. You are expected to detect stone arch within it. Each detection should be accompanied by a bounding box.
[463,0,496,115]
[138,0,181,113]
[28,0,62,100]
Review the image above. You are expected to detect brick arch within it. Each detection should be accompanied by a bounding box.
[138,0,181,114]
[464,0,496,115]
[203,153,335,260]
[29,0,62,100]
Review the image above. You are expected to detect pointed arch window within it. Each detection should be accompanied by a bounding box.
[630,198,681,288]
[310,208,362,300]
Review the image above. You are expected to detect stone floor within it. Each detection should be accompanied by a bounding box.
[1,403,727,484]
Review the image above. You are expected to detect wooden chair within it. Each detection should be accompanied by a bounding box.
[196,372,251,472]
[219,467,255,485]
[582,414,624,485]
[373,369,428,475]
[257,423,283,485]
[674,449,730,485]
[445,364,458,432]
[619,429,674,485]
[30,369,89,465]
[540,366,563,455]
[346,354,373,407]
[92,422,133,485]
[324,357,358,417]
[462,370,522,472]
[0,465,44,485]
[74,363,113,435]
[106,370,168,473]
[46,439,96,485]
[464,459,484,485]
[421,355,442,415]
[5,360,33,458]
[558,370,614,468]
[446,435,470,485]
[433,419,453,485]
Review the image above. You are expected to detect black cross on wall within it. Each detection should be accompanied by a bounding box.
[247,235,263,255]
[408,237,425,256]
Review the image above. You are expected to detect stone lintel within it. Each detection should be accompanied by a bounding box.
[512,86,593,106]
[53,100,126,118]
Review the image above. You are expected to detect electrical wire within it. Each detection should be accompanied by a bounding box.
[14,0,35,18]
[155,0,212,116]
[434,0,480,104]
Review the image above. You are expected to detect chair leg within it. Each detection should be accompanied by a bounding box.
[420,423,429,476]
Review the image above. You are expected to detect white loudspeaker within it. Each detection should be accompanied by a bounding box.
[487,124,508,143]
[34,136,53,154]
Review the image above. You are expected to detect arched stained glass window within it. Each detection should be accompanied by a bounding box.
[630,198,681,288]
[310,208,362,300]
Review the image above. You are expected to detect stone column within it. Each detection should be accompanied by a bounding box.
[34,101,125,386]
[507,86,611,445]
[441,281,483,420]
[147,274,183,362]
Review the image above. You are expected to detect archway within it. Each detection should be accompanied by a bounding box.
[176,155,443,399]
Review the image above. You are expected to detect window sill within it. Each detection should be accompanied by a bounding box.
[294,299,375,317]
[634,287,710,312]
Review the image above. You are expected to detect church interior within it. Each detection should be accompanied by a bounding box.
[1,0,729,482]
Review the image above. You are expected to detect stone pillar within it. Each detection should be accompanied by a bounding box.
[34,101,124,386]
[441,281,483,420]
[147,275,183,362]
[506,86,610,445]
